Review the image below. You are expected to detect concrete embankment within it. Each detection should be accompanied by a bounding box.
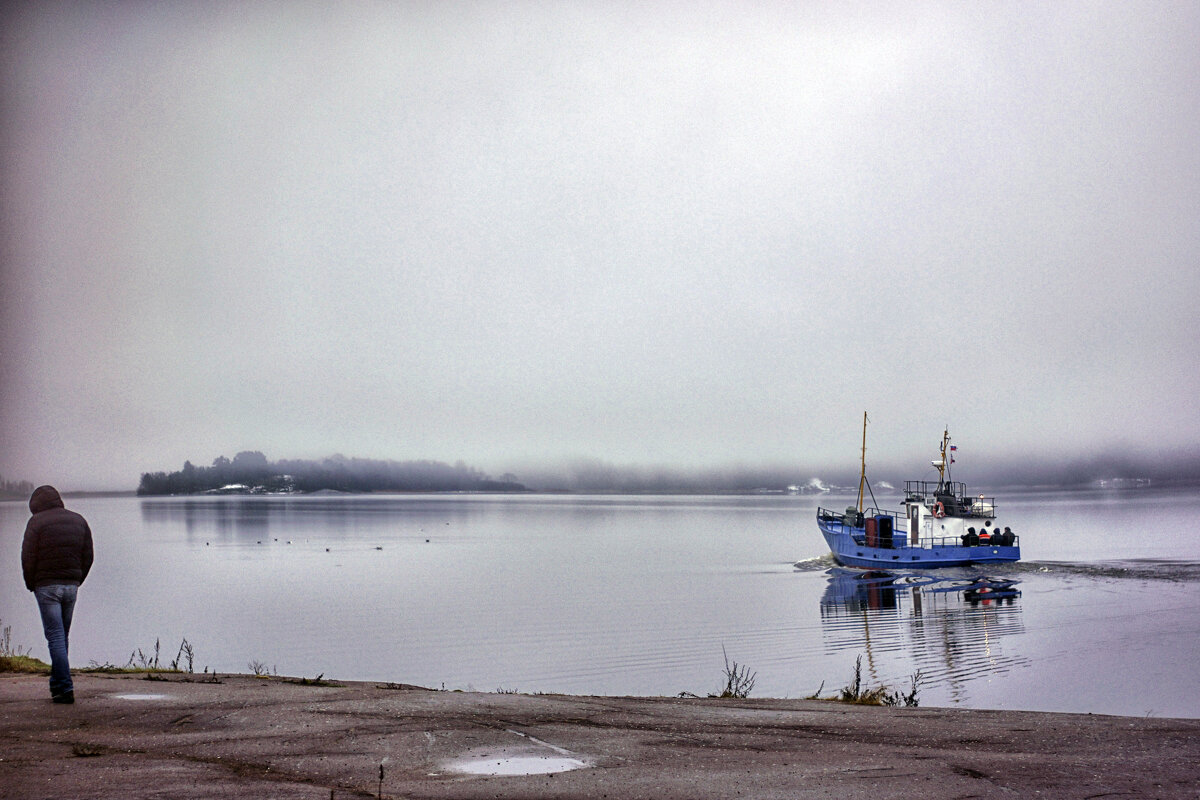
[2,672,1198,799]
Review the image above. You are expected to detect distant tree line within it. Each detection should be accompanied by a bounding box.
[136,452,528,495]
[1,475,36,499]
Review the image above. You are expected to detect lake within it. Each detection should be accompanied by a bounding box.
[4,488,1199,718]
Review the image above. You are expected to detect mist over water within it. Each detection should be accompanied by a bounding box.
[495,449,1200,494]
[4,3,1200,491]
[3,487,1198,718]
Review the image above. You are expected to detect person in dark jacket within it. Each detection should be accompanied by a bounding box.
[21,485,94,703]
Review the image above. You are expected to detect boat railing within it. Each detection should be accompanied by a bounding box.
[864,506,901,519]
[817,507,843,522]
[912,534,1019,549]
[817,506,903,524]
[851,532,1021,550]
[903,480,996,518]
[905,479,976,498]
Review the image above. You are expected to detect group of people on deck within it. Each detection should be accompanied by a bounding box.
[962,521,1016,547]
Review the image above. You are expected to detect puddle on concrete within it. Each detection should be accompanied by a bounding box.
[448,754,588,776]
[111,694,170,701]
[443,727,591,776]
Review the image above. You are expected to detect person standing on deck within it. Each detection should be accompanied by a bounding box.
[20,485,94,704]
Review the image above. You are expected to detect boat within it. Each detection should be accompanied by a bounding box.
[816,414,1021,568]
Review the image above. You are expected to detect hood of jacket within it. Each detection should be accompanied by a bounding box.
[29,485,65,514]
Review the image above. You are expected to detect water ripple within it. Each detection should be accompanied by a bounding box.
[815,568,1031,699]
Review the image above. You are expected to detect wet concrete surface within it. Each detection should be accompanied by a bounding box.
[2,672,1198,799]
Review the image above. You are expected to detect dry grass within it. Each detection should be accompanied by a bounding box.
[0,620,50,674]
[829,655,923,707]
[84,637,199,675]
[709,646,757,699]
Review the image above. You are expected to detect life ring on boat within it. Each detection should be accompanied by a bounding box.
[932,502,946,518]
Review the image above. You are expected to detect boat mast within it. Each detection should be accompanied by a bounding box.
[856,412,868,512]
[933,427,952,490]
[943,429,952,484]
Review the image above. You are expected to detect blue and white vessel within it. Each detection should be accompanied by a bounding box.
[817,416,1021,569]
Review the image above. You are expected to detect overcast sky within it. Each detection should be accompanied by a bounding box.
[3,2,1199,490]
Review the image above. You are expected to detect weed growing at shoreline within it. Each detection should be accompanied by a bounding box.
[710,645,757,699]
[0,624,213,678]
[84,636,203,675]
[0,619,49,673]
[811,655,923,707]
[248,660,277,677]
[285,673,342,687]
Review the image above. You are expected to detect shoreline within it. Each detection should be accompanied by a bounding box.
[7,481,1200,501]
[3,672,1198,799]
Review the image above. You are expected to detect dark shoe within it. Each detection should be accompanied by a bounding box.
[52,691,74,704]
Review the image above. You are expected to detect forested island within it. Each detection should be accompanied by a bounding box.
[114,447,1200,497]
[136,452,528,495]
[1,475,36,500]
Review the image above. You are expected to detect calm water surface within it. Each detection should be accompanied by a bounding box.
[4,489,1198,718]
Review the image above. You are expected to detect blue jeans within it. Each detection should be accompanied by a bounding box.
[35,584,78,697]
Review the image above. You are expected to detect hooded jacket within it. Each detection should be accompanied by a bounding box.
[21,486,94,591]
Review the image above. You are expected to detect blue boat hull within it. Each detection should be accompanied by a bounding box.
[818,517,1020,569]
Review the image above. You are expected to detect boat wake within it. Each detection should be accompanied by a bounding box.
[1015,558,1200,583]
[793,554,837,571]
[799,557,1200,583]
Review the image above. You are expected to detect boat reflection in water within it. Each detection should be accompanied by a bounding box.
[819,568,1030,705]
